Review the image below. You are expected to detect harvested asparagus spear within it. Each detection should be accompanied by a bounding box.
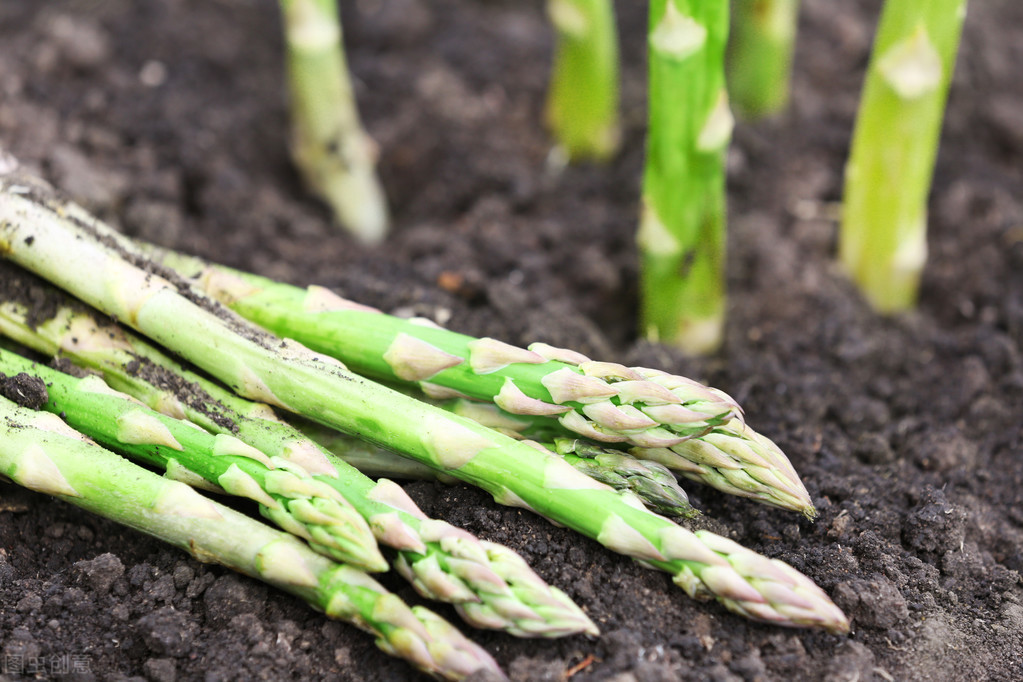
[142,248,743,449]
[0,176,848,632]
[0,347,388,571]
[640,0,732,353]
[299,416,699,519]
[135,249,813,515]
[0,263,597,639]
[279,0,389,243]
[545,0,621,161]
[839,0,967,312]
[438,399,814,517]
[728,0,800,119]
[0,394,503,681]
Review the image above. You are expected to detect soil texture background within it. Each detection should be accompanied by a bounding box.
[2,0,1023,680]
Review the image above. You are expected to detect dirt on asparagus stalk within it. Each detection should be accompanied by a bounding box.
[0,174,848,633]
[136,249,814,516]
[0,393,504,681]
[0,262,598,639]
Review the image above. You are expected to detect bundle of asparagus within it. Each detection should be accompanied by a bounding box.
[0,172,845,631]
[0,265,597,640]
[143,249,814,517]
[0,392,502,681]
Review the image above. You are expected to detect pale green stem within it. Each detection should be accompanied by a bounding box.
[839,0,967,312]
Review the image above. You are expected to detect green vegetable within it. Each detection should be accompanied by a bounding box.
[728,0,800,119]
[0,347,387,572]
[640,0,732,353]
[545,0,620,161]
[0,393,503,681]
[0,263,597,639]
[134,249,811,515]
[0,176,848,632]
[141,248,743,449]
[839,0,967,312]
[279,0,389,243]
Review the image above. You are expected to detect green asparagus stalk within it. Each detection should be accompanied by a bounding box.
[544,0,621,161]
[299,416,699,519]
[0,394,502,681]
[0,177,848,632]
[0,263,597,639]
[279,0,389,243]
[132,249,811,514]
[640,0,732,353]
[839,0,967,312]
[0,347,387,572]
[141,248,744,450]
[438,399,814,518]
[727,0,800,119]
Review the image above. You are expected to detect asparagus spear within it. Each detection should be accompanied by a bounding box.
[131,250,812,515]
[0,177,848,632]
[140,248,744,450]
[640,0,732,353]
[545,0,621,161]
[0,394,502,681]
[433,398,814,517]
[300,416,699,519]
[0,263,597,639]
[839,0,967,312]
[279,0,389,243]
[0,347,388,572]
[727,0,800,119]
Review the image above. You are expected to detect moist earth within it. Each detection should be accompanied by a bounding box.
[1,1,1023,680]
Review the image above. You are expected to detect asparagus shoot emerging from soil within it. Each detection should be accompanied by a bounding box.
[279,0,389,243]
[0,348,387,572]
[0,265,597,639]
[839,0,967,312]
[0,395,503,681]
[141,249,744,449]
[545,0,621,161]
[727,0,800,119]
[640,0,732,353]
[0,176,848,632]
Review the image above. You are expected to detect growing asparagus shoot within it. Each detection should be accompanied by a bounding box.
[640,0,732,353]
[728,0,800,119]
[279,0,389,243]
[0,175,847,632]
[839,0,967,312]
[0,263,598,639]
[0,394,503,681]
[545,0,621,161]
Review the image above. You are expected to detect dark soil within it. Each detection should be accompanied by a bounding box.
[2,0,1023,680]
